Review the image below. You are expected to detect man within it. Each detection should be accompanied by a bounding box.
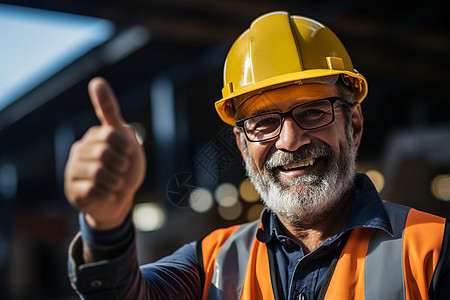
[66,11,449,299]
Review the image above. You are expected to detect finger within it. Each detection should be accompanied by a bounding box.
[68,180,115,208]
[88,77,124,128]
[80,124,133,154]
[71,161,125,191]
[79,144,129,174]
[77,129,132,170]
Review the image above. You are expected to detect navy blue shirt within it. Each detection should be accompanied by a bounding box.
[68,174,450,299]
[255,174,393,300]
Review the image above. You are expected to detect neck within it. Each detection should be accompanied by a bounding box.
[276,187,355,254]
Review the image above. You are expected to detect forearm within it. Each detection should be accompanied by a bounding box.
[79,212,134,263]
[68,217,150,299]
[68,214,202,299]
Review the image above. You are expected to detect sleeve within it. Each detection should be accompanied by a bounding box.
[67,214,202,299]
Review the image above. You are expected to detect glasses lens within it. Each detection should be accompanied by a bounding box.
[244,114,281,141]
[292,99,334,130]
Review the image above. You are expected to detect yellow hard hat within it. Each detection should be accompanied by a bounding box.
[215,11,368,125]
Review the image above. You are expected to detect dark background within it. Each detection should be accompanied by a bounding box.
[0,0,449,299]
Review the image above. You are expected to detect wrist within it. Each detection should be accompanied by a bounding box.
[79,212,134,252]
[84,213,128,231]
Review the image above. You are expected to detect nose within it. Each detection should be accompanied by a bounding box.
[275,117,311,151]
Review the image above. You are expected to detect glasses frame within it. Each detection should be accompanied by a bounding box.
[236,97,343,142]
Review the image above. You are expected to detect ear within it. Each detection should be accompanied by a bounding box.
[350,103,364,151]
[233,127,248,161]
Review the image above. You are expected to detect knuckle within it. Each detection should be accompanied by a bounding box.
[80,127,101,143]
[92,145,110,161]
[97,146,110,160]
[105,129,131,151]
[83,182,108,201]
[113,175,124,188]
[90,163,106,181]
[116,156,129,171]
[85,126,102,136]
[71,195,88,209]
[115,159,129,175]
[101,127,118,141]
[100,149,128,173]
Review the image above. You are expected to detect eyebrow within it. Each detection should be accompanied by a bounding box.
[237,96,328,120]
[237,106,281,120]
[252,107,280,115]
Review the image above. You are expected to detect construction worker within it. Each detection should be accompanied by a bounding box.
[65,11,450,299]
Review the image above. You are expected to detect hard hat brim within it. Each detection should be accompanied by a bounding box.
[215,69,367,126]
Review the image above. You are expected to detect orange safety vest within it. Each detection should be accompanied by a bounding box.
[198,202,448,300]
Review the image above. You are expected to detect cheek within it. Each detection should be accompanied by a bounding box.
[325,118,349,154]
[310,126,347,158]
[247,142,274,171]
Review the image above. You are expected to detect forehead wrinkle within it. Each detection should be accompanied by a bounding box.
[237,93,282,119]
[254,93,283,114]
[239,95,315,119]
[237,84,339,120]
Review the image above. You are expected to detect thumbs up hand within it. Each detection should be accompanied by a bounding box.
[64,77,146,230]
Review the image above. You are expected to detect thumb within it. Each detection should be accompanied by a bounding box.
[88,77,124,127]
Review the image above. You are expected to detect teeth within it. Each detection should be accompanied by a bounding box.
[282,158,316,170]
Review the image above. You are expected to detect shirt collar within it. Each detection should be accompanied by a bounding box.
[256,173,393,243]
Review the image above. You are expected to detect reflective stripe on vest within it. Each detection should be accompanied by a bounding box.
[200,202,446,300]
[207,221,260,300]
[201,221,273,300]
[324,202,446,300]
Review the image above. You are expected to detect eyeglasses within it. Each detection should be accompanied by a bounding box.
[236,97,342,142]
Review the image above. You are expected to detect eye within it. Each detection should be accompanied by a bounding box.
[294,101,333,126]
[298,108,327,120]
[245,114,279,132]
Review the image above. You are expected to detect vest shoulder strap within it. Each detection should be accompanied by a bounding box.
[400,205,446,299]
[198,221,261,300]
[325,201,446,300]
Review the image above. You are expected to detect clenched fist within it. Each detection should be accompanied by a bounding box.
[64,77,146,231]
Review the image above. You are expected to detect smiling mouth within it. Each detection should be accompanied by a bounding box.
[279,157,317,171]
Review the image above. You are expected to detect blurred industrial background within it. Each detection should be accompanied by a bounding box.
[0,0,449,299]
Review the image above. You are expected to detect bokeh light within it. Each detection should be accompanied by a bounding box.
[189,187,214,213]
[247,204,265,221]
[239,179,260,203]
[431,174,450,201]
[218,201,243,221]
[133,203,166,232]
[214,182,239,207]
[365,169,385,193]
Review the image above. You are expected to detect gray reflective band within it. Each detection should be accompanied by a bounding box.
[365,202,410,300]
[207,221,260,300]
[207,202,413,300]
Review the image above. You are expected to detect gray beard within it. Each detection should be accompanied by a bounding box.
[243,132,356,225]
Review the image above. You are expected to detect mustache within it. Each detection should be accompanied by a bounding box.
[265,143,333,171]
